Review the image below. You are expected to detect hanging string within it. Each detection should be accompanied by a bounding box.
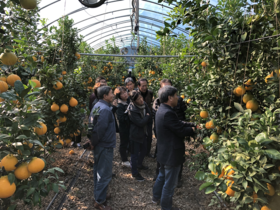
[275,2,280,98]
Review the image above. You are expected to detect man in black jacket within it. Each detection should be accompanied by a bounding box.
[152,86,195,210]
[127,90,151,181]
[153,79,190,187]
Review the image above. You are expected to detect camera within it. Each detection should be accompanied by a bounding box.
[83,142,90,149]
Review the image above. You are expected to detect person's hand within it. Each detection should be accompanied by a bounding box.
[192,127,196,132]
[147,113,150,116]
[196,124,202,130]
[85,140,94,150]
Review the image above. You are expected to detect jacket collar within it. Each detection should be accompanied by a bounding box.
[99,99,111,107]
[161,103,174,110]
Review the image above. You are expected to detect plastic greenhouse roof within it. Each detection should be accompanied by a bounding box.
[38,0,193,50]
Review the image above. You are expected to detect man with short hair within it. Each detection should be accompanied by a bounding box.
[152,86,195,210]
[137,78,153,157]
[152,79,189,187]
[125,77,136,92]
[89,76,107,111]
[88,86,116,210]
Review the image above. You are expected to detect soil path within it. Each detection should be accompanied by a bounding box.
[19,135,230,210]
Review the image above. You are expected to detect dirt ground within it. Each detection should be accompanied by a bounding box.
[17,134,233,210]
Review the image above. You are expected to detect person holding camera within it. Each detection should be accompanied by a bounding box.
[152,86,196,210]
[127,90,151,181]
[114,86,131,167]
[87,86,116,210]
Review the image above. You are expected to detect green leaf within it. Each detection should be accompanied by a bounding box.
[16,135,27,140]
[0,134,11,140]
[52,183,59,193]
[29,80,37,88]
[0,91,18,100]
[195,171,205,181]
[218,147,227,153]
[255,132,266,143]
[7,205,17,210]
[234,102,244,112]
[29,140,45,149]
[26,188,35,198]
[20,86,32,98]
[199,182,213,190]
[33,190,40,205]
[8,173,15,184]
[264,149,280,159]
[14,80,24,95]
[241,32,247,41]
[208,162,215,172]
[52,167,64,174]
[205,185,216,194]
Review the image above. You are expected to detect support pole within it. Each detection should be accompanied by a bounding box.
[80,53,195,58]
[135,0,140,53]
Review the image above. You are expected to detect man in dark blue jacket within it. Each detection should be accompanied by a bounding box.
[88,86,116,210]
[152,86,195,210]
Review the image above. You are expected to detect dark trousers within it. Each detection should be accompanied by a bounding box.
[72,133,81,144]
[130,139,147,176]
[119,132,129,162]
[155,145,183,181]
[153,164,181,210]
[146,121,153,155]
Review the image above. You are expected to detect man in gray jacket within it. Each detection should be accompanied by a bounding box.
[88,86,116,210]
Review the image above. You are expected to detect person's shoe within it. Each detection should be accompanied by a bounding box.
[171,207,181,210]
[121,161,131,168]
[177,179,183,188]
[94,201,112,210]
[112,173,116,178]
[152,197,160,205]
[71,142,77,148]
[137,165,149,170]
[106,194,112,200]
[132,173,145,181]
[77,143,82,148]
[153,173,158,181]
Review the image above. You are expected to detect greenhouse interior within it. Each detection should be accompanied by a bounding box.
[1,0,280,210]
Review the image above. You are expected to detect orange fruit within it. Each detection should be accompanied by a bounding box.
[226,181,235,197]
[211,169,224,178]
[252,191,258,203]
[246,99,259,112]
[201,61,207,67]
[0,97,4,103]
[32,56,37,62]
[181,95,185,99]
[1,154,18,171]
[62,71,67,75]
[58,76,63,81]
[200,110,208,119]
[34,122,47,135]
[41,56,44,62]
[224,165,234,180]
[65,139,71,145]
[243,93,253,104]
[74,130,80,136]
[31,77,41,88]
[266,183,275,196]
[0,81,8,93]
[210,133,219,143]
[261,206,271,210]
[206,120,215,129]
[27,157,45,173]
[54,127,60,134]
[14,163,31,180]
[69,97,78,107]
[58,116,67,123]
[0,176,16,198]
[0,75,7,82]
[0,49,18,66]
[244,79,253,91]
[265,72,274,83]
[69,150,74,155]
[235,86,246,96]
[51,102,59,112]
[6,74,21,87]
[187,98,191,103]
[53,81,63,90]
[60,104,68,113]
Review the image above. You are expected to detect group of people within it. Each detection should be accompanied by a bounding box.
[86,75,197,210]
